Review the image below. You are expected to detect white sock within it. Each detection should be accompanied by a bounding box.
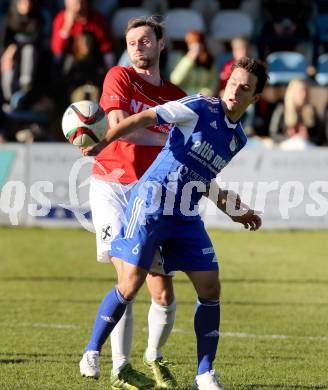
[145,298,176,361]
[110,300,133,374]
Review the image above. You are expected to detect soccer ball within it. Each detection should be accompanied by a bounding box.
[62,100,108,147]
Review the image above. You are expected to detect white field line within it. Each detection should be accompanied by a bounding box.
[1,323,327,341]
[0,322,80,329]
[160,328,328,342]
[221,331,328,342]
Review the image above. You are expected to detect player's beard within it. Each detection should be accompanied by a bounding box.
[132,49,159,70]
[133,56,156,69]
[133,57,152,69]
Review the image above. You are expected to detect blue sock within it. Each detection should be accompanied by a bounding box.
[194,297,220,375]
[85,287,129,352]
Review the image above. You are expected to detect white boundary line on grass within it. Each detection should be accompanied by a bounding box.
[221,331,328,342]
[3,322,81,329]
[1,323,327,341]
[169,328,328,342]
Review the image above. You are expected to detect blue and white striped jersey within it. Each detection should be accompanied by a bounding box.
[129,94,248,219]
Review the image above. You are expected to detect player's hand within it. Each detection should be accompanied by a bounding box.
[81,140,107,156]
[230,209,262,231]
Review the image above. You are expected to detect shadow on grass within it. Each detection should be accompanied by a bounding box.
[0,359,27,364]
[0,352,81,363]
[1,351,112,359]
[0,276,118,283]
[1,353,50,357]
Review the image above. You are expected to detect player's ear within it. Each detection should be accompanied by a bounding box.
[251,93,260,104]
[159,38,165,51]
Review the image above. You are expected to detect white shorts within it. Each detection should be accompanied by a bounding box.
[89,177,174,276]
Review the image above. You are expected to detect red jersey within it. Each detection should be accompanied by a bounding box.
[51,8,112,55]
[93,66,186,183]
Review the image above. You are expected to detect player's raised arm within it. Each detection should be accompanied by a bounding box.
[82,109,157,156]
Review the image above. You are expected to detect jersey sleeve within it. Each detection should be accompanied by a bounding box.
[151,98,199,126]
[99,66,132,113]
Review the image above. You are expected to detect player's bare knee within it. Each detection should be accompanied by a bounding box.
[120,274,145,299]
[147,274,174,306]
[151,288,175,306]
[200,281,220,301]
[118,265,148,300]
[117,280,139,300]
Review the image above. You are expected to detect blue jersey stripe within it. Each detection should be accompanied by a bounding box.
[125,197,144,238]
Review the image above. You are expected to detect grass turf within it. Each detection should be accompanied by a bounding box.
[0,227,327,389]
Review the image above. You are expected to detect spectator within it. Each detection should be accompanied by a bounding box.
[63,30,106,102]
[170,30,217,96]
[0,0,49,105]
[243,96,276,147]
[51,0,114,104]
[219,36,250,95]
[257,0,313,60]
[269,79,325,149]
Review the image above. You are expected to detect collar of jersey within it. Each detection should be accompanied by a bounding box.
[224,114,238,129]
[219,100,238,129]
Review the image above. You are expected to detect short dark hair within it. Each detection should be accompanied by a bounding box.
[231,57,269,94]
[125,15,165,40]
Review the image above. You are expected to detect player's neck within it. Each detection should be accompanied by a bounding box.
[221,100,242,123]
[133,65,162,87]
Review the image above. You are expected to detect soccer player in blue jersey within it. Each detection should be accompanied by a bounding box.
[82,57,269,389]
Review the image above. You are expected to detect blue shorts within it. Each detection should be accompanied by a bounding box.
[110,215,219,273]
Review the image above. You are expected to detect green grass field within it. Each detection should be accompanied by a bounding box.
[0,227,327,390]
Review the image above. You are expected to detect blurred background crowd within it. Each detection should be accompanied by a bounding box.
[1,0,328,150]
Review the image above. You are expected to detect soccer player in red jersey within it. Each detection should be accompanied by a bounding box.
[79,16,185,389]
